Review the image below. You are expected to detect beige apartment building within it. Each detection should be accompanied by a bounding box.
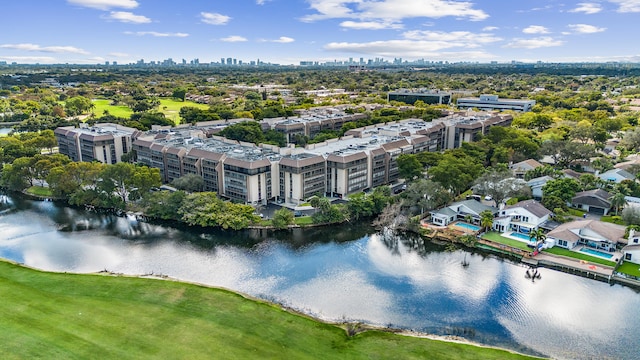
[58,112,512,205]
[54,123,142,164]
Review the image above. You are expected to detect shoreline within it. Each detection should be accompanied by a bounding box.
[0,258,546,359]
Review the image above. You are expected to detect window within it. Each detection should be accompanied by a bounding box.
[625,253,632,261]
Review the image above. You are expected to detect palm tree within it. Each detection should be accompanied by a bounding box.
[479,210,494,233]
[610,192,628,216]
[529,228,547,247]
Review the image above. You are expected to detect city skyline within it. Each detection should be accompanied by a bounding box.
[2,0,640,65]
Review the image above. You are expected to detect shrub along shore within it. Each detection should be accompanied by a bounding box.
[0,260,541,360]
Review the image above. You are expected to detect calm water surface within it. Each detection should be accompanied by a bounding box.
[1,195,639,360]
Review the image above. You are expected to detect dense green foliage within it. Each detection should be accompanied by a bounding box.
[142,191,260,230]
[218,121,287,147]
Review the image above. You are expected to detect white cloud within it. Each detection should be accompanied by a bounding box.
[108,52,129,57]
[570,2,603,14]
[504,37,564,49]
[567,23,606,33]
[200,12,231,25]
[302,0,489,23]
[402,30,501,45]
[66,0,138,10]
[340,20,403,30]
[273,36,295,43]
[0,43,89,54]
[220,35,248,42]
[104,11,151,23]
[324,40,494,59]
[124,31,189,37]
[256,0,271,4]
[482,26,499,31]
[609,0,640,12]
[522,25,550,34]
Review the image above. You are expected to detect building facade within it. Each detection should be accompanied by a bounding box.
[54,123,142,164]
[387,89,451,105]
[456,94,536,112]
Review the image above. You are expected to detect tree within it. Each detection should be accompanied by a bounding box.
[622,207,640,226]
[610,192,628,216]
[98,163,160,204]
[142,190,187,221]
[479,210,494,232]
[271,208,294,229]
[172,87,187,102]
[402,179,450,215]
[428,153,483,195]
[65,96,93,116]
[396,154,422,181]
[529,228,546,245]
[473,168,529,207]
[171,174,205,192]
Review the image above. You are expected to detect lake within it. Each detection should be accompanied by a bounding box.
[1,194,639,360]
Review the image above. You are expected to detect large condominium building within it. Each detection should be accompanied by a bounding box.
[54,123,142,164]
[456,94,536,112]
[260,110,368,143]
[129,112,512,205]
[387,89,452,105]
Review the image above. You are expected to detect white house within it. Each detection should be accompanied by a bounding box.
[527,175,554,200]
[492,200,552,234]
[546,219,626,252]
[622,244,640,265]
[430,199,497,226]
[510,159,543,179]
[598,168,635,184]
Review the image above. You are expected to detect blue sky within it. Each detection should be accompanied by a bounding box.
[2,0,639,65]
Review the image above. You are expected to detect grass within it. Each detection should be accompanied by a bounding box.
[481,232,534,252]
[567,208,586,217]
[600,215,624,225]
[158,98,209,124]
[543,247,617,267]
[294,216,314,225]
[25,185,53,197]
[0,261,538,360]
[91,99,133,118]
[90,98,209,125]
[616,261,640,278]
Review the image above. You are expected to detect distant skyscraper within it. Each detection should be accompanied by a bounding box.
[221,57,225,65]
[226,57,232,65]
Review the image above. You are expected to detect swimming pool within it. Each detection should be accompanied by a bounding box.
[454,222,481,231]
[580,247,614,259]
[510,232,534,242]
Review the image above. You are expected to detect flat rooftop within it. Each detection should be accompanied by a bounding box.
[305,134,405,157]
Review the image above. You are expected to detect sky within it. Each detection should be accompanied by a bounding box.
[2,0,640,65]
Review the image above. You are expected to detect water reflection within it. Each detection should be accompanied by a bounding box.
[1,196,640,359]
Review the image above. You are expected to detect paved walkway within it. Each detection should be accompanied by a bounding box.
[534,252,614,277]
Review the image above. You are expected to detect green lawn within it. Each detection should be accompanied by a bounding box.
[481,232,534,252]
[616,261,640,278]
[158,98,209,124]
[91,99,134,118]
[294,216,314,225]
[0,261,538,360]
[90,98,209,124]
[543,247,617,267]
[25,185,53,197]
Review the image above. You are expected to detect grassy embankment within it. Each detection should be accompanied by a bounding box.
[0,261,540,360]
[91,98,210,125]
[25,185,53,197]
[616,261,640,278]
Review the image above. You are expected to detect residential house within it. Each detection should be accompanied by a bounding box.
[571,189,612,215]
[430,199,498,226]
[527,175,554,200]
[597,168,635,184]
[510,159,543,179]
[561,169,582,179]
[492,200,552,234]
[546,219,625,252]
[622,245,640,265]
